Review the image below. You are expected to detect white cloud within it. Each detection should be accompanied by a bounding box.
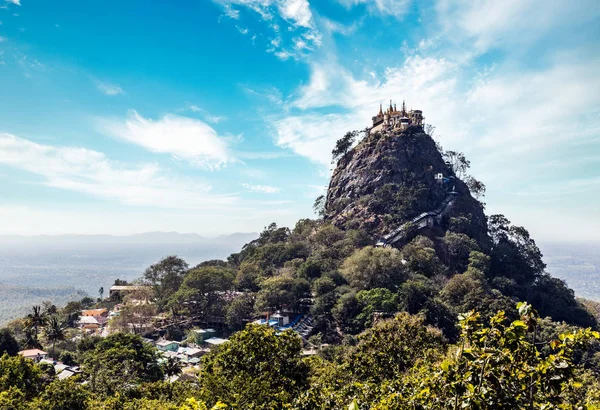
[464,56,600,154]
[187,105,226,124]
[214,0,314,28]
[0,133,237,208]
[435,0,600,52]
[273,112,365,165]
[95,80,124,96]
[212,0,321,60]
[236,25,249,35]
[337,0,412,18]
[222,4,240,19]
[277,0,313,28]
[101,111,233,169]
[5,0,20,5]
[275,55,460,165]
[242,183,281,193]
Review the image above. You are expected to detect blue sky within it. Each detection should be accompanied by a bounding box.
[0,0,599,241]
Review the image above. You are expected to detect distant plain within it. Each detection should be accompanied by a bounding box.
[0,232,256,325]
[0,234,597,325]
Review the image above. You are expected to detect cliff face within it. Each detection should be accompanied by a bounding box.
[325,126,488,245]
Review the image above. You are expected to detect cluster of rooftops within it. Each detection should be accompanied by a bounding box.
[370,100,424,135]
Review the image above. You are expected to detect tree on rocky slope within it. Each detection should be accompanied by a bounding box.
[332,130,359,163]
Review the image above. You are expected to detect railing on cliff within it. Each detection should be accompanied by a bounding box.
[375,190,460,247]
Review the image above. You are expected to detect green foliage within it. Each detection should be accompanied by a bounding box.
[397,305,599,409]
[0,353,43,400]
[169,266,234,318]
[402,236,446,277]
[0,386,27,410]
[144,256,189,309]
[58,350,76,366]
[530,274,597,328]
[313,194,326,218]
[488,214,546,286]
[332,130,359,162]
[30,378,90,410]
[398,277,435,314]
[297,258,323,280]
[348,312,445,383]
[226,293,255,330]
[200,324,309,408]
[332,291,364,334]
[26,305,45,342]
[340,246,406,290]
[371,182,438,224]
[0,328,19,356]
[299,304,600,409]
[448,215,472,234]
[255,275,310,313]
[44,315,67,358]
[443,231,480,273]
[161,356,182,378]
[82,333,163,396]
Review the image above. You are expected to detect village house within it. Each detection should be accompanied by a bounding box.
[81,308,108,317]
[39,359,83,380]
[204,337,228,348]
[156,340,180,352]
[77,314,109,332]
[18,349,48,362]
[189,328,217,344]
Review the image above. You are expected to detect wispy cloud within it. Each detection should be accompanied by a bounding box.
[242,183,280,193]
[278,0,313,28]
[222,4,240,19]
[0,36,6,43]
[95,79,124,96]
[0,133,237,208]
[337,0,412,19]
[236,25,249,35]
[101,111,234,169]
[5,0,20,6]
[272,55,459,165]
[435,0,600,53]
[187,104,226,124]
[212,0,321,60]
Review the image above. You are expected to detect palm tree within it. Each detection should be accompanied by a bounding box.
[27,305,45,341]
[45,315,66,358]
[23,326,39,349]
[162,356,182,379]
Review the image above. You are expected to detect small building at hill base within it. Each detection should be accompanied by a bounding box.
[190,328,217,344]
[204,337,228,347]
[18,349,48,361]
[81,308,108,317]
[156,340,180,352]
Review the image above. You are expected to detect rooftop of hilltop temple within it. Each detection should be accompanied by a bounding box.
[370,100,424,135]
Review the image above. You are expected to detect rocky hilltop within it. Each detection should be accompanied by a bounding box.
[325,126,488,245]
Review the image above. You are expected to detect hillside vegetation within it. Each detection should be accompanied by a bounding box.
[1,126,599,409]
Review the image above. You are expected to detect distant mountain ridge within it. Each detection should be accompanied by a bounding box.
[0,231,259,245]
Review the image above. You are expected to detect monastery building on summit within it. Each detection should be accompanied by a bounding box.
[370,100,424,135]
